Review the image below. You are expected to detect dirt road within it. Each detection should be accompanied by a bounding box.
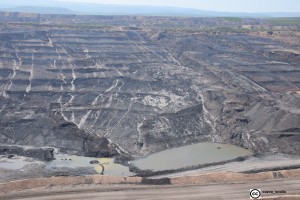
[2,179,300,200]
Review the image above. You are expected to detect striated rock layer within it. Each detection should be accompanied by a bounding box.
[0,13,299,158]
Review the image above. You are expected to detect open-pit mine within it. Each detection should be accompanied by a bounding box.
[0,13,299,184]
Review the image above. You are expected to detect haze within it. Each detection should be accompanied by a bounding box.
[59,0,300,12]
[1,0,300,13]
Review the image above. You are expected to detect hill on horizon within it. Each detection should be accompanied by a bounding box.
[0,4,300,17]
[0,6,77,15]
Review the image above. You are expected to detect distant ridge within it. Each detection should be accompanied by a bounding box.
[0,4,299,18]
[0,6,77,15]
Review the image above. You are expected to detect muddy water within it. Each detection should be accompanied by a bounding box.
[0,156,34,170]
[132,143,253,171]
[47,154,135,176]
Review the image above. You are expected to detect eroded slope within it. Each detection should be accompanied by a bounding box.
[0,14,299,158]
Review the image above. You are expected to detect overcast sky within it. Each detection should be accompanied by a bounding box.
[56,0,300,12]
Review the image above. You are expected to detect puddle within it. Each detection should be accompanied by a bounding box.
[0,156,34,170]
[47,154,135,177]
[132,143,253,171]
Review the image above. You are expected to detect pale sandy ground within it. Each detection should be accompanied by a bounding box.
[0,169,300,200]
[150,155,300,178]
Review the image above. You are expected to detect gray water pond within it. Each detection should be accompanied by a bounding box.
[132,143,253,171]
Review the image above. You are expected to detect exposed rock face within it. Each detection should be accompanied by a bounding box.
[0,145,54,161]
[0,12,299,158]
[154,31,300,155]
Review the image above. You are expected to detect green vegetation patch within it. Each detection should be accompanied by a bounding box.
[221,17,242,22]
[268,18,300,26]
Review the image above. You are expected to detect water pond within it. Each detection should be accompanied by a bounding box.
[47,154,135,176]
[132,143,253,171]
